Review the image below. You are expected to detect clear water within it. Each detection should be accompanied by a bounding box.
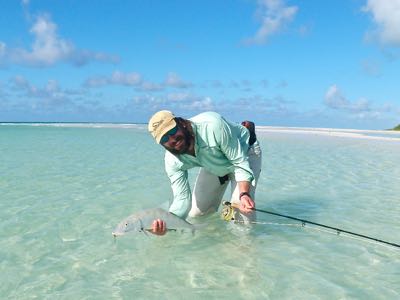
[1,124,399,299]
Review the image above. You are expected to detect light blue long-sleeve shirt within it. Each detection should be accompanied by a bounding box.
[164,112,255,218]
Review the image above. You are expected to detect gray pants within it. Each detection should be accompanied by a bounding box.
[188,142,262,221]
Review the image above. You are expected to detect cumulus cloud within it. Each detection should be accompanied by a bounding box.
[127,92,215,113]
[325,85,350,110]
[126,89,290,117]
[362,0,400,46]
[11,75,84,104]
[165,72,193,88]
[216,94,293,117]
[0,14,119,67]
[84,71,142,88]
[3,75,100,119]
[244,0,298,45]
[324,84,399,121]
[183,96,214,110]
[325,85,371,112]
[84,71,193,92]
[136,81,165,92]
[166,92,192,102]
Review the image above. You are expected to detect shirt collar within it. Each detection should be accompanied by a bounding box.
[190,120,199,156]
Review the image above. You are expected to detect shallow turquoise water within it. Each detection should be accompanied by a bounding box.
[1,124,399,299]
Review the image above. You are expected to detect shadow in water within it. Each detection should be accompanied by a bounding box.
[256,195,331,222]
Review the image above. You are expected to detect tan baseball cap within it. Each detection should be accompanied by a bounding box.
[148,110,177,143]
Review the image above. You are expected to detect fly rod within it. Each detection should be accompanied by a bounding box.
[222,201,400,249]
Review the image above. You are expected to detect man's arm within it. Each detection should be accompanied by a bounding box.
[151,156,192,235]
[237,181,255,213]
[151,168,191,235]
[217,118,256,212]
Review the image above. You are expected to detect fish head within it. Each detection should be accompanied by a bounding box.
[112,216,145,237]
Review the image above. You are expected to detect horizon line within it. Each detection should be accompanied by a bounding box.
[1,121,398,132]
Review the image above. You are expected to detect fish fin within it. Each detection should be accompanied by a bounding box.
[139,219,150,237]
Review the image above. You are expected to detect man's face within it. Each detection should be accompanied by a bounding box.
[161,125,191,155]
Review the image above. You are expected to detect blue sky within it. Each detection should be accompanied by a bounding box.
[0,0,399,129]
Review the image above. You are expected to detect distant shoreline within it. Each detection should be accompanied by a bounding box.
[0,121,399,132]
[2,122,400,141]
[255,126,400,141]
[392,124,400,131]
[0,121,147,125]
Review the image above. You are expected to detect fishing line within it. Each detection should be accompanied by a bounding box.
[222,202,400,249]
[235,220,397,250]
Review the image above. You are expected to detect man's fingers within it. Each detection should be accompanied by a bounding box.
[158,219,165,232]
[152,219,167,235]
[240,196,255,213]
[152,220,158,231]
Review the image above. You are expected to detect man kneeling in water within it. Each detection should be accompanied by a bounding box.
[147,110,262,235]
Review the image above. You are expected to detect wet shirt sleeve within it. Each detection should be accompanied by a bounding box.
[164,153,192,218]
[217,118,255,184]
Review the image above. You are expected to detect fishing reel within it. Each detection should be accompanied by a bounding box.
[221,201,237,221]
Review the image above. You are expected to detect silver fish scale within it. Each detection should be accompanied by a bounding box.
[112,208,198,236]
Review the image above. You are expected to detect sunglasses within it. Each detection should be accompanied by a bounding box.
[160,126,178,144]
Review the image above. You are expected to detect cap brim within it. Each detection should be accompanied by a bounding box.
[155,120,177,144]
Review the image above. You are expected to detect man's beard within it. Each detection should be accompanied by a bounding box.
[166,127,192,155]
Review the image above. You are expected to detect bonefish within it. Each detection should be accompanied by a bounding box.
[112,208,203,237]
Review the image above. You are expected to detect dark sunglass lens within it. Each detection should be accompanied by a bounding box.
[169,126,178,135]
[160,135,169,144]
[160,126,178,144]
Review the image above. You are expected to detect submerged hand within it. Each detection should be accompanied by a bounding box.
[151,219,167,236]
[239,194,255,214]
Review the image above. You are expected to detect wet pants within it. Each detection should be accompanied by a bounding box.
[188,142,262,221]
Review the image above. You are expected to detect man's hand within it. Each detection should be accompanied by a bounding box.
[239,194,255,214]
[151,219,167,235]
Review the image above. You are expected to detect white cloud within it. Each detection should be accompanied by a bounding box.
[165,72,193,88]
[84,71,142,87]
[244,0,298,45]
[325,85,350,110]
[1,14,119,67]
[127,92,215,113]
[11,75,84,100]
[111,71,141,86]
[164,92,215,111]
[323,84,398,120]
[362,0,400,46]
[85,71,193,91]
[26,15,73,65]
[136,81,164,92]
[183,97,214,111]
[167,92,191,102]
